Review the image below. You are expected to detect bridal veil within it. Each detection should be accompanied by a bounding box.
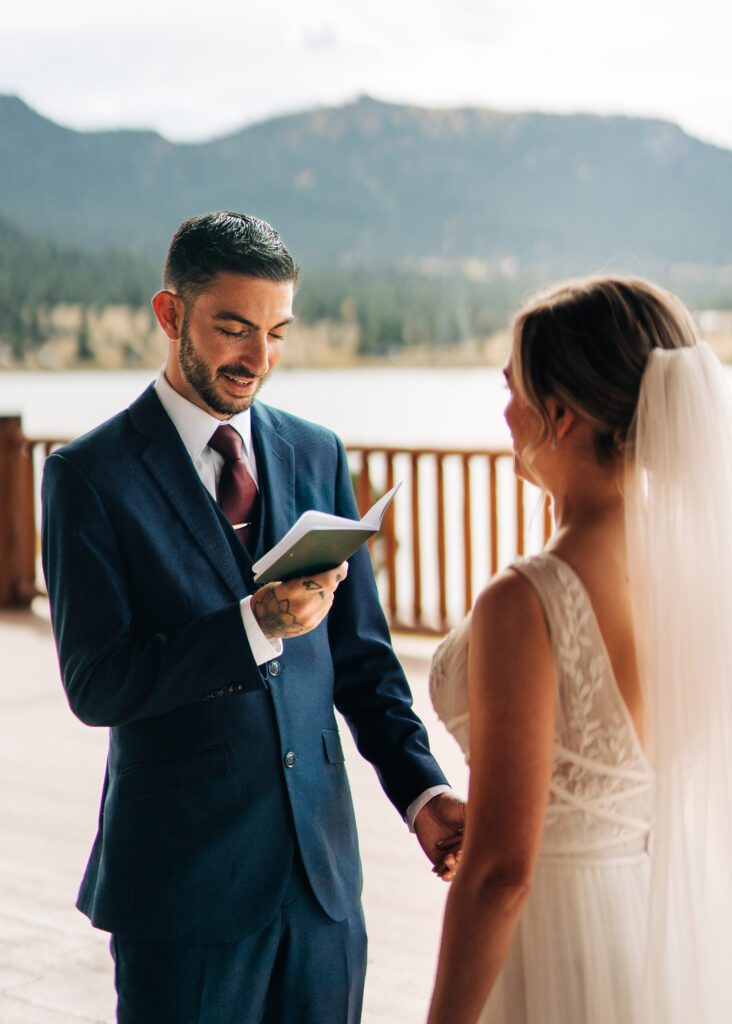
[627,342,732,1022]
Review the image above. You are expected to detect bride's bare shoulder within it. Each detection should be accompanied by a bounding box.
[468,568,555,725]
[471,568,548,649]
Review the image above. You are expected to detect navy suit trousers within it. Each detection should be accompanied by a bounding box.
[111,851,367,1024]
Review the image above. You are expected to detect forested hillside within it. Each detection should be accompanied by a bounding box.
[2,94,732,366]
[0,218,157,360]
[2,94,731,271]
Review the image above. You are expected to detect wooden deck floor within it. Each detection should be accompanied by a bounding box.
[0,609,468,1024]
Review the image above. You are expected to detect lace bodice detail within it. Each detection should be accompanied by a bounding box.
[430,553,653,863]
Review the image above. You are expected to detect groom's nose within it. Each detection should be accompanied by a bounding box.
[239,330,271,376]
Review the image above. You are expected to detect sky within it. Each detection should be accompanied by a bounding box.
[3,0,732,150]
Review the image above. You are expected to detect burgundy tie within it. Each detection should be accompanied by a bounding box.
[208,425,258,548]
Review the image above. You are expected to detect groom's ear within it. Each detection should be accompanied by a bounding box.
[152,290,185,341]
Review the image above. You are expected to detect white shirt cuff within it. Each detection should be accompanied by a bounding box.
[240,596,284,666]
[405,784,453,832]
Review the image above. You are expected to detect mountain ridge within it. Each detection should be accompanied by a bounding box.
[1,93,731,272]
[4,92,722,152]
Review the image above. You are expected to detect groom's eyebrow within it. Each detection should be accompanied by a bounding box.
[213,311,294,330]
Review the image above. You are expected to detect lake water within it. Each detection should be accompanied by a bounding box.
[0,366,511,449]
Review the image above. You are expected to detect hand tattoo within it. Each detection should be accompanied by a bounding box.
[253,587,306,638]
[303,579,326,600]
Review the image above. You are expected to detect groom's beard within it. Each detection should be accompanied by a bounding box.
[178,318,270,417]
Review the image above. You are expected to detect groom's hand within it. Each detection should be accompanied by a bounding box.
[252,563,348,639]
[413,793,466,883]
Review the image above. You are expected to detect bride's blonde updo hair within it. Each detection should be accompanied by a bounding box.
[512,276,699,462]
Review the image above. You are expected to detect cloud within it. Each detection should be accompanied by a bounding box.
[301,28,340,52]
[0,0,730,149]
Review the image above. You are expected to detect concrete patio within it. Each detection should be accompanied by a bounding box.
[0,607,468,1023]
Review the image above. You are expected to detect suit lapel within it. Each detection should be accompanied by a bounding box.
[129,386,245,599]
[251,404,295,559]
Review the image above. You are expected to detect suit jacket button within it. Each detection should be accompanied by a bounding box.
[269,660,281,677]
[284,751,296,768]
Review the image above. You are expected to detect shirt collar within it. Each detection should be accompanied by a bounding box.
[154,368,253,461]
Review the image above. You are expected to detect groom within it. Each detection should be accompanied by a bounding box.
[42,211,463,1023]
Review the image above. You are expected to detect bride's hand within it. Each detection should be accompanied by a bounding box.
[414,793,466,881]
[433,848,462,882]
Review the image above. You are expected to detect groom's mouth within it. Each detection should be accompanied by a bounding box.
[218,367,265,394]
[220,373,259,395]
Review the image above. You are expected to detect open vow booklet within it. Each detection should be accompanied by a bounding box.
[252,483,401,586]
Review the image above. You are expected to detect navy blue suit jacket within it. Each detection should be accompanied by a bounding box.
[41,385,448,943]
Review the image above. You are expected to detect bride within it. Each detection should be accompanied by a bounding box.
[427,276,732,1023]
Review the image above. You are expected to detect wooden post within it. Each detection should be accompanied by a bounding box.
[0,416,37,607]
[357,450,372,516]
[410,452,422,626]
[488,455,499,575]
[383,452,398,624]
[462,454,473,614]
[515,475,525,555]
[435,455,448,631]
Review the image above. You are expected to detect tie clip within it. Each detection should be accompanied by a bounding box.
[232,522,253,530]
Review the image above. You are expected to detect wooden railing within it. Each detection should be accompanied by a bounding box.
[0,416,38,607]
[0,417,553,633]
[347,446,552,633]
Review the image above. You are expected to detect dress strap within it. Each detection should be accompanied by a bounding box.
[509,553,577,646]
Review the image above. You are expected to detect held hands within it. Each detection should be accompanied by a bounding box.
[252,562,348,640]
[413,793,466,883]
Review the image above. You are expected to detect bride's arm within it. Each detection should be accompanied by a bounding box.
[426,569,555,1024]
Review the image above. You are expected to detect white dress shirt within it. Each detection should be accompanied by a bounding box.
[154,370,282,666]
[153,370,449,829]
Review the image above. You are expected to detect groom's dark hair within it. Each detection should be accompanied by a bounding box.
[163,211,299,301]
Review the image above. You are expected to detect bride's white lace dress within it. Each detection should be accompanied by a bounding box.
[430,552,653,1024]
